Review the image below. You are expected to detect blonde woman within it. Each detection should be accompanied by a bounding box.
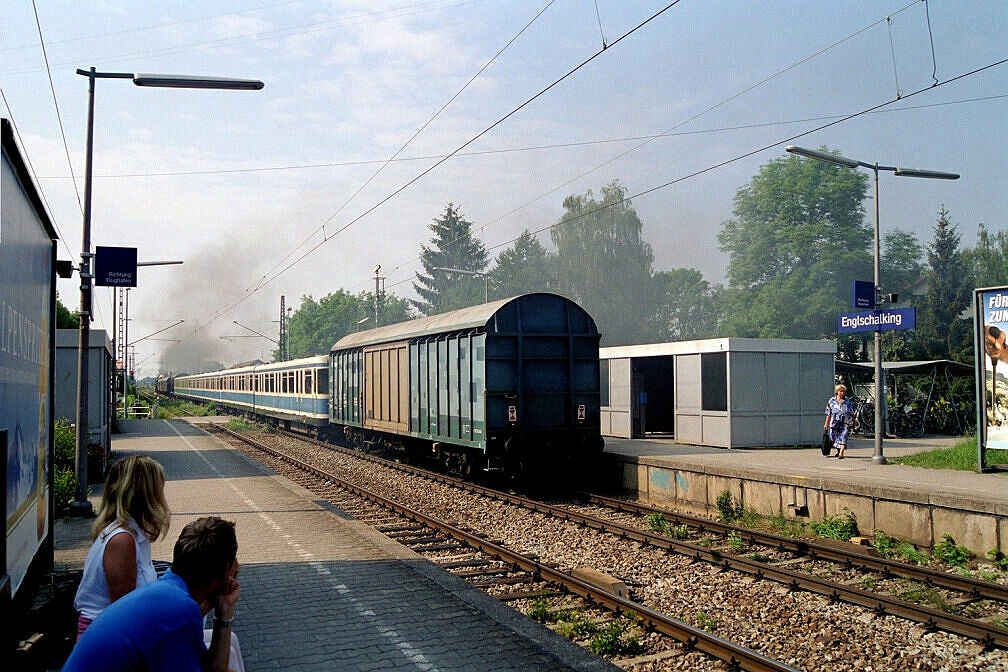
[824,384,854,459]
[74,456,171,638]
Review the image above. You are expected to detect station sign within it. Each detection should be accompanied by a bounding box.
[852,280,875,309]
[837,307,916,334]
[94,246,137,287]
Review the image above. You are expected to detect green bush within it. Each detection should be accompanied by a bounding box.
[810,509,857,541]
[872,530,897,558]
[986,548,1008,572]
[53,468,77,514]
[726,531,745,553]
[646,513,669,535]
[589,621,641,658]
[933,535,972,568]
[716,490,742,523]
[54,418,76,470]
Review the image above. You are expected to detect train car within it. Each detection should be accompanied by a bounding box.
[330,293,603,475]
[174,356,328,432]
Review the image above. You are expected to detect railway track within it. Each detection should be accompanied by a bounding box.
[232,423,1008,652]
[218,425,799,672]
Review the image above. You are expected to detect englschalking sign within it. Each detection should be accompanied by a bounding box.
[838,307,916,334]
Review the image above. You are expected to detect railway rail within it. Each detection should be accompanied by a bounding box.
[234,423,1008,651]
[218,425,799,672]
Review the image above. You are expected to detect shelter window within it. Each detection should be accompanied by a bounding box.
[701,352,727,412]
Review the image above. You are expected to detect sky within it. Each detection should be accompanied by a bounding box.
[3,0,1006,379]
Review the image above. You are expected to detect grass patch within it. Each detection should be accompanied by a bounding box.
[726,531,745,553]
[157,398,216,418]
[889,439,1008,471]
[899,583,956,613]
[694,611,716,632]
[225,417,259,432]
[995,618,1008,630]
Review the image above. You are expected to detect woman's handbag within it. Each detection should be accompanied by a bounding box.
[821,431,833,456]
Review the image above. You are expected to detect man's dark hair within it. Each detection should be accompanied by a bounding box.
[171,517,237,588]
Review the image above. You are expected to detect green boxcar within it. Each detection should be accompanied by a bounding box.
[330,293,602,472]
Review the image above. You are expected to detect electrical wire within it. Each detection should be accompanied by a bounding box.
[6,0,489,77]
[34,91,1008,181]
[30,0,83,215]
[253,0,558,293]
[380,56,1008,294]
[204,1,685,327]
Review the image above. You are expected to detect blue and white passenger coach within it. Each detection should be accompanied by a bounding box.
[174,355,329,431]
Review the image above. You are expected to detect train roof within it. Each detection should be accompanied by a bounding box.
[331,293,595,352]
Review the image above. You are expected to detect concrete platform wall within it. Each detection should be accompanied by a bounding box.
[613,455,1007,556]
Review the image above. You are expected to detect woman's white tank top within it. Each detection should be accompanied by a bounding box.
[73,519,157,620]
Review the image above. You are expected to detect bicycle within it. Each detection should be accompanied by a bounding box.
[849,396,874,436]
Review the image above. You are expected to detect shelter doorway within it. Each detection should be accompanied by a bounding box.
[633,355,675,436]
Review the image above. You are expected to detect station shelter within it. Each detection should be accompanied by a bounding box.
[55,329,114,453]
[600,338,836,447]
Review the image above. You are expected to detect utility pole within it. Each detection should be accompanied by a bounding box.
[279,295,287,360]
[374,265,382,327]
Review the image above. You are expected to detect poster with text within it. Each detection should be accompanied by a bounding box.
[979,286,1008,451]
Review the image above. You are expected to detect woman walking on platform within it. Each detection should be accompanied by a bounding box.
[824,384,854,459]
[73,456,171,638]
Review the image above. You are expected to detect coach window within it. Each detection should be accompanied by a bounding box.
[306,370,313,394]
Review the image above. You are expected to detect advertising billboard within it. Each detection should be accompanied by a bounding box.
[2,122,54,596]
[975,285,1008,470]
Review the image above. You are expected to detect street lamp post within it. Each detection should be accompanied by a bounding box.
[785,146,958,465]
[70,68,262,516]
[432,267,490,303]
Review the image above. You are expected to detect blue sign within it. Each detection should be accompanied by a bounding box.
[95,246,137,287]
[838,307,916,334]
[852,280,875,309]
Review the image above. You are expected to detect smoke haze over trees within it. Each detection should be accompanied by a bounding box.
[200,153,1002,371]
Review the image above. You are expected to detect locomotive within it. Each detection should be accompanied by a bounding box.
[172,293,603,475]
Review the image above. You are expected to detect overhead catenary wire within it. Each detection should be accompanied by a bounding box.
[203,0,686,328]
[5,0,490,77]
[380,56,1008,294]
[35,92,1008,181]
[365,0,932,292]
[253,0,558,292]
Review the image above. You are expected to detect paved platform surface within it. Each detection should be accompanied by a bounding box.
[604,434,1008,507]
[57,419,618,672]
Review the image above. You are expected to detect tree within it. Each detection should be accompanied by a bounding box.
[551,181,655,345]
[489,230,555,298]
[916,206,971,360]
[968,222,1008,289]
[56,293,79,328]
[652,268,722,341]
[279,290,412,359]
[881,229,924,295]
[413,204,488,315]
[717,150,872,338]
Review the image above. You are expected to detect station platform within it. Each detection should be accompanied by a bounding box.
[603,434,1008,556]
[55,419,618,672]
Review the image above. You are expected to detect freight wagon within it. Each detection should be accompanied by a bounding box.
[330,293,603,475]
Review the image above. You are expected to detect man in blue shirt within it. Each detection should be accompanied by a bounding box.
[64,517,241,672]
